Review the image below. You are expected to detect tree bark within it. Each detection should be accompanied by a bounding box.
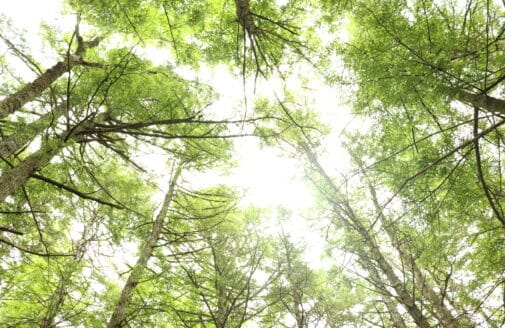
[107,164,182,328]
[303,145,431,327]
[211,243,229,328]
[356,221,431,328]
[450,87,505,115]
[0,138,66,202]
[234,0,261,36]
[294,301,306,328]
[0,111,110,202]
[368,185,463,328]
[0,103,66,158]
[0,34,100,118]
[0,58,77,119]
[40,277,68,328]
[360,253,407,328]
[383,293,408,328]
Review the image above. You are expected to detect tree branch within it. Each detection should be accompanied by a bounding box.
[31,174,124,209]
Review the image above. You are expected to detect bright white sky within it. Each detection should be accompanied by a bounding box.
[0,1,354,267]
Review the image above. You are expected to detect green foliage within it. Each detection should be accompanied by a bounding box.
[66,0,322,73]
[1,0,504,326]
[338,0,505,115]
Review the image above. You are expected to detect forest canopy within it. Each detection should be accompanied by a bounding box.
[0,0,503,327]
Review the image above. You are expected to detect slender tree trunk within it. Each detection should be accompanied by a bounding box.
[303,146,431,327]
[294,299,306,328]
[360,253,407,328]
[0,138,66,202]
[40,218,93,328]
[285,243,306,328]
[0,59,77,119]
[210,241,230,328]
[368,185,463,328]
[356,221,431,328]
[1,103,66,158]
[40,277,68,328]
[107,164,182,328]
[0,34,100,118]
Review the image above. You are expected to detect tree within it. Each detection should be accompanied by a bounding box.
[0,201,109,327]
[262,232,338,328]
[2,0,504,327]
[322,1,505,323]
[0,3,283,326]
[166,204,279,328]
[67,0,319,76]
[337,0,505,115]
[107,162,182,328]
[334,0,505,228]
[0,18,101,119]
[0,45,252,201]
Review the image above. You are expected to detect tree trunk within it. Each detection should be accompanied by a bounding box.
[356,221,431,328]
[214,250,228,328]
[0,35,101,118]
[0,111,110,202]
[368,185,463,328]
[383,294,408,328]
[450,87,505,115]
[360,253,407,328]
[234,0,261,36]
[0,103,66,158]
[303,145,431,327]
[40,277,68,328]
[0,59,77,118]
[40,218,93,328]
[0,138,66,202]
[107,164,182,328]
[294,300,306,328]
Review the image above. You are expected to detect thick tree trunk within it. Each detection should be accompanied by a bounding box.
[234,0,261,35]
[450,87,505,115]
[0,103,66,158]
[368,185,462,328]
[0,111,110,202]
[0,138,65,202]
[294,301,306,328]
[383,294,408,328]
[107,164,182,328]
